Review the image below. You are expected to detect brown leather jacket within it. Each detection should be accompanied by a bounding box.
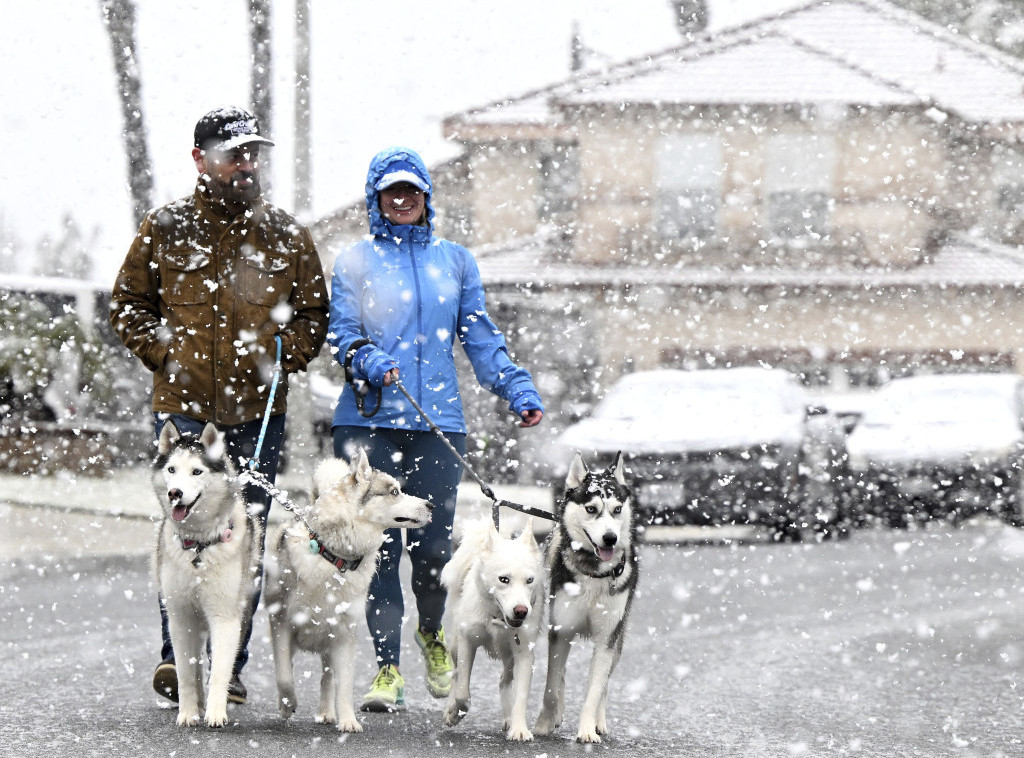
[110,180,329,426]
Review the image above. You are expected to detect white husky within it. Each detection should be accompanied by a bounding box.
[152,421,262,728]
[534,452,639,743]
[263,451,432,732]
[441,517,544,741]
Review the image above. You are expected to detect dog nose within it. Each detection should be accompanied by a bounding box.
[168,488,183,502]
[513,605,529,620]
[602,533,618,548]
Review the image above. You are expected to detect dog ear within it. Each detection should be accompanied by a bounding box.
[516,518,538,549]
[611,451,626,485]
[566,452,588,489]
[352,447,373,482]
[157,420,180,455]
[200,422,225,461]
[486,515,502,546]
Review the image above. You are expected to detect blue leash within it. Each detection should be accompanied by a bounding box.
[249,335,283,474]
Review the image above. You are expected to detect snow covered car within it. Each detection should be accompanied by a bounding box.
[844,373,1024,527]
[548,367,848,539]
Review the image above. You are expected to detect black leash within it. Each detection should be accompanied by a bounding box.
[391,377,555,530]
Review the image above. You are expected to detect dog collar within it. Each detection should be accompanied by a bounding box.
[179,520,234,567]
[308,532,364,573]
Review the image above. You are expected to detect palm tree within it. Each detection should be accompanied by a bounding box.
[98,0,153,228]
[249,0,273,196]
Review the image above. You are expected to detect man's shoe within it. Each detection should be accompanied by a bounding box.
[415,626,454,698]
[153,660,178,703]
[360,664,406,712]
[228,674,247,705]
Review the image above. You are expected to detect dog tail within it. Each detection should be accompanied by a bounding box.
[312,458,353,501]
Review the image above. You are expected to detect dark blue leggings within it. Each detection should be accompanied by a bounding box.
[155,412,284,675]
[333,426,465,669]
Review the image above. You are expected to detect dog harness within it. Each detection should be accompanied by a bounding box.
[307,531,364,573]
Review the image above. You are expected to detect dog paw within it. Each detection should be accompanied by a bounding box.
[279,697,296,720]
[204,705,229,728]
[533,713,555,736]
[506,724,534,742]
[576,728,602,744]
[314,712,335,725]
[176,710,201,727]
[336,718,364,733]
[443,698,470,726]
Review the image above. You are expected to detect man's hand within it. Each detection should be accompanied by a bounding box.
[382,368,399,387]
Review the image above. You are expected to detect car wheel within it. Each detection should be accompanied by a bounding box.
[999,470,1024,527]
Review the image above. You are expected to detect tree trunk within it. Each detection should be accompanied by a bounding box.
[99,0,153,229]
[249,0,273,196]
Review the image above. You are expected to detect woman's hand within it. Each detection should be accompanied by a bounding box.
[382,368,400,387]
[518,408,543,428]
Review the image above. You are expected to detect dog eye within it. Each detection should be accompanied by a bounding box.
[499,576,510,584]
[192,468,203,476]
[167,466,175,474]
[586,506,597,515]
[391,487,399,496]
[613,506,622,515]
[526,577,534,584]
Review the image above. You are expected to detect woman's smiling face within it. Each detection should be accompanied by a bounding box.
[379,181,426,225]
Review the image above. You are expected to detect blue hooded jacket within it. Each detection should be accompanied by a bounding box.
[328,147,544,433]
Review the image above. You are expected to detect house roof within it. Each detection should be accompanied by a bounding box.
[445,0,1024,134]
[473,233,1024,292]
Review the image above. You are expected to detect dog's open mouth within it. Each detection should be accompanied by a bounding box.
[585,534,617,563]
[170,496,199,522]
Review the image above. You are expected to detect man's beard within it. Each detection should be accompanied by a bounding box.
[207,171,261,208]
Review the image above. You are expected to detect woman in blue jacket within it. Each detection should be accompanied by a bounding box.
[328,147,544,712]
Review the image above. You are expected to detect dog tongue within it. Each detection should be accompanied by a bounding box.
[172,504,189,522]
[598,546,615,562]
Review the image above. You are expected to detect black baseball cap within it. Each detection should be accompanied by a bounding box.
[193,107,275,152]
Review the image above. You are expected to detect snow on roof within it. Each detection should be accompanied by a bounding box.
[562,33,916,108]
[473,233,1024,290]
[448,0,1024,130]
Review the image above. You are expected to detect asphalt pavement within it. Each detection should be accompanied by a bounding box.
[11,460,1024,757]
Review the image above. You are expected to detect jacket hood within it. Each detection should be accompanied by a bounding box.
[364,147,435,239]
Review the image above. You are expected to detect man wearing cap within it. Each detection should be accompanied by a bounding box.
[110,106,329,706]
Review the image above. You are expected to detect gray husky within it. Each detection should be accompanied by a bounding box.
[264,451,432,732]
[152,421,262,727]
[534,452,639,743]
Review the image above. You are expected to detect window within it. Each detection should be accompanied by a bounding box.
[765,133,834,240]
[992,144,1024,213]
[655,133,722,242]
[538,143,578,220]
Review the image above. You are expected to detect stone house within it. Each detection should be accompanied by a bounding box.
[312,0,1024,473]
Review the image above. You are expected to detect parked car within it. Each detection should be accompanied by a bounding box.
[547,367,851,540]
[844,373,1024,527]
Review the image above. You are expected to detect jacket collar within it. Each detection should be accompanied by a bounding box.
[194,178,264,222]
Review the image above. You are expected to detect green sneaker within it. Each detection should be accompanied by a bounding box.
[415,626,454,698]
[360,664,406,712]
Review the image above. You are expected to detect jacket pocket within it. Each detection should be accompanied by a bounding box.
[241,248,293,306]
[160,250,212,305]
